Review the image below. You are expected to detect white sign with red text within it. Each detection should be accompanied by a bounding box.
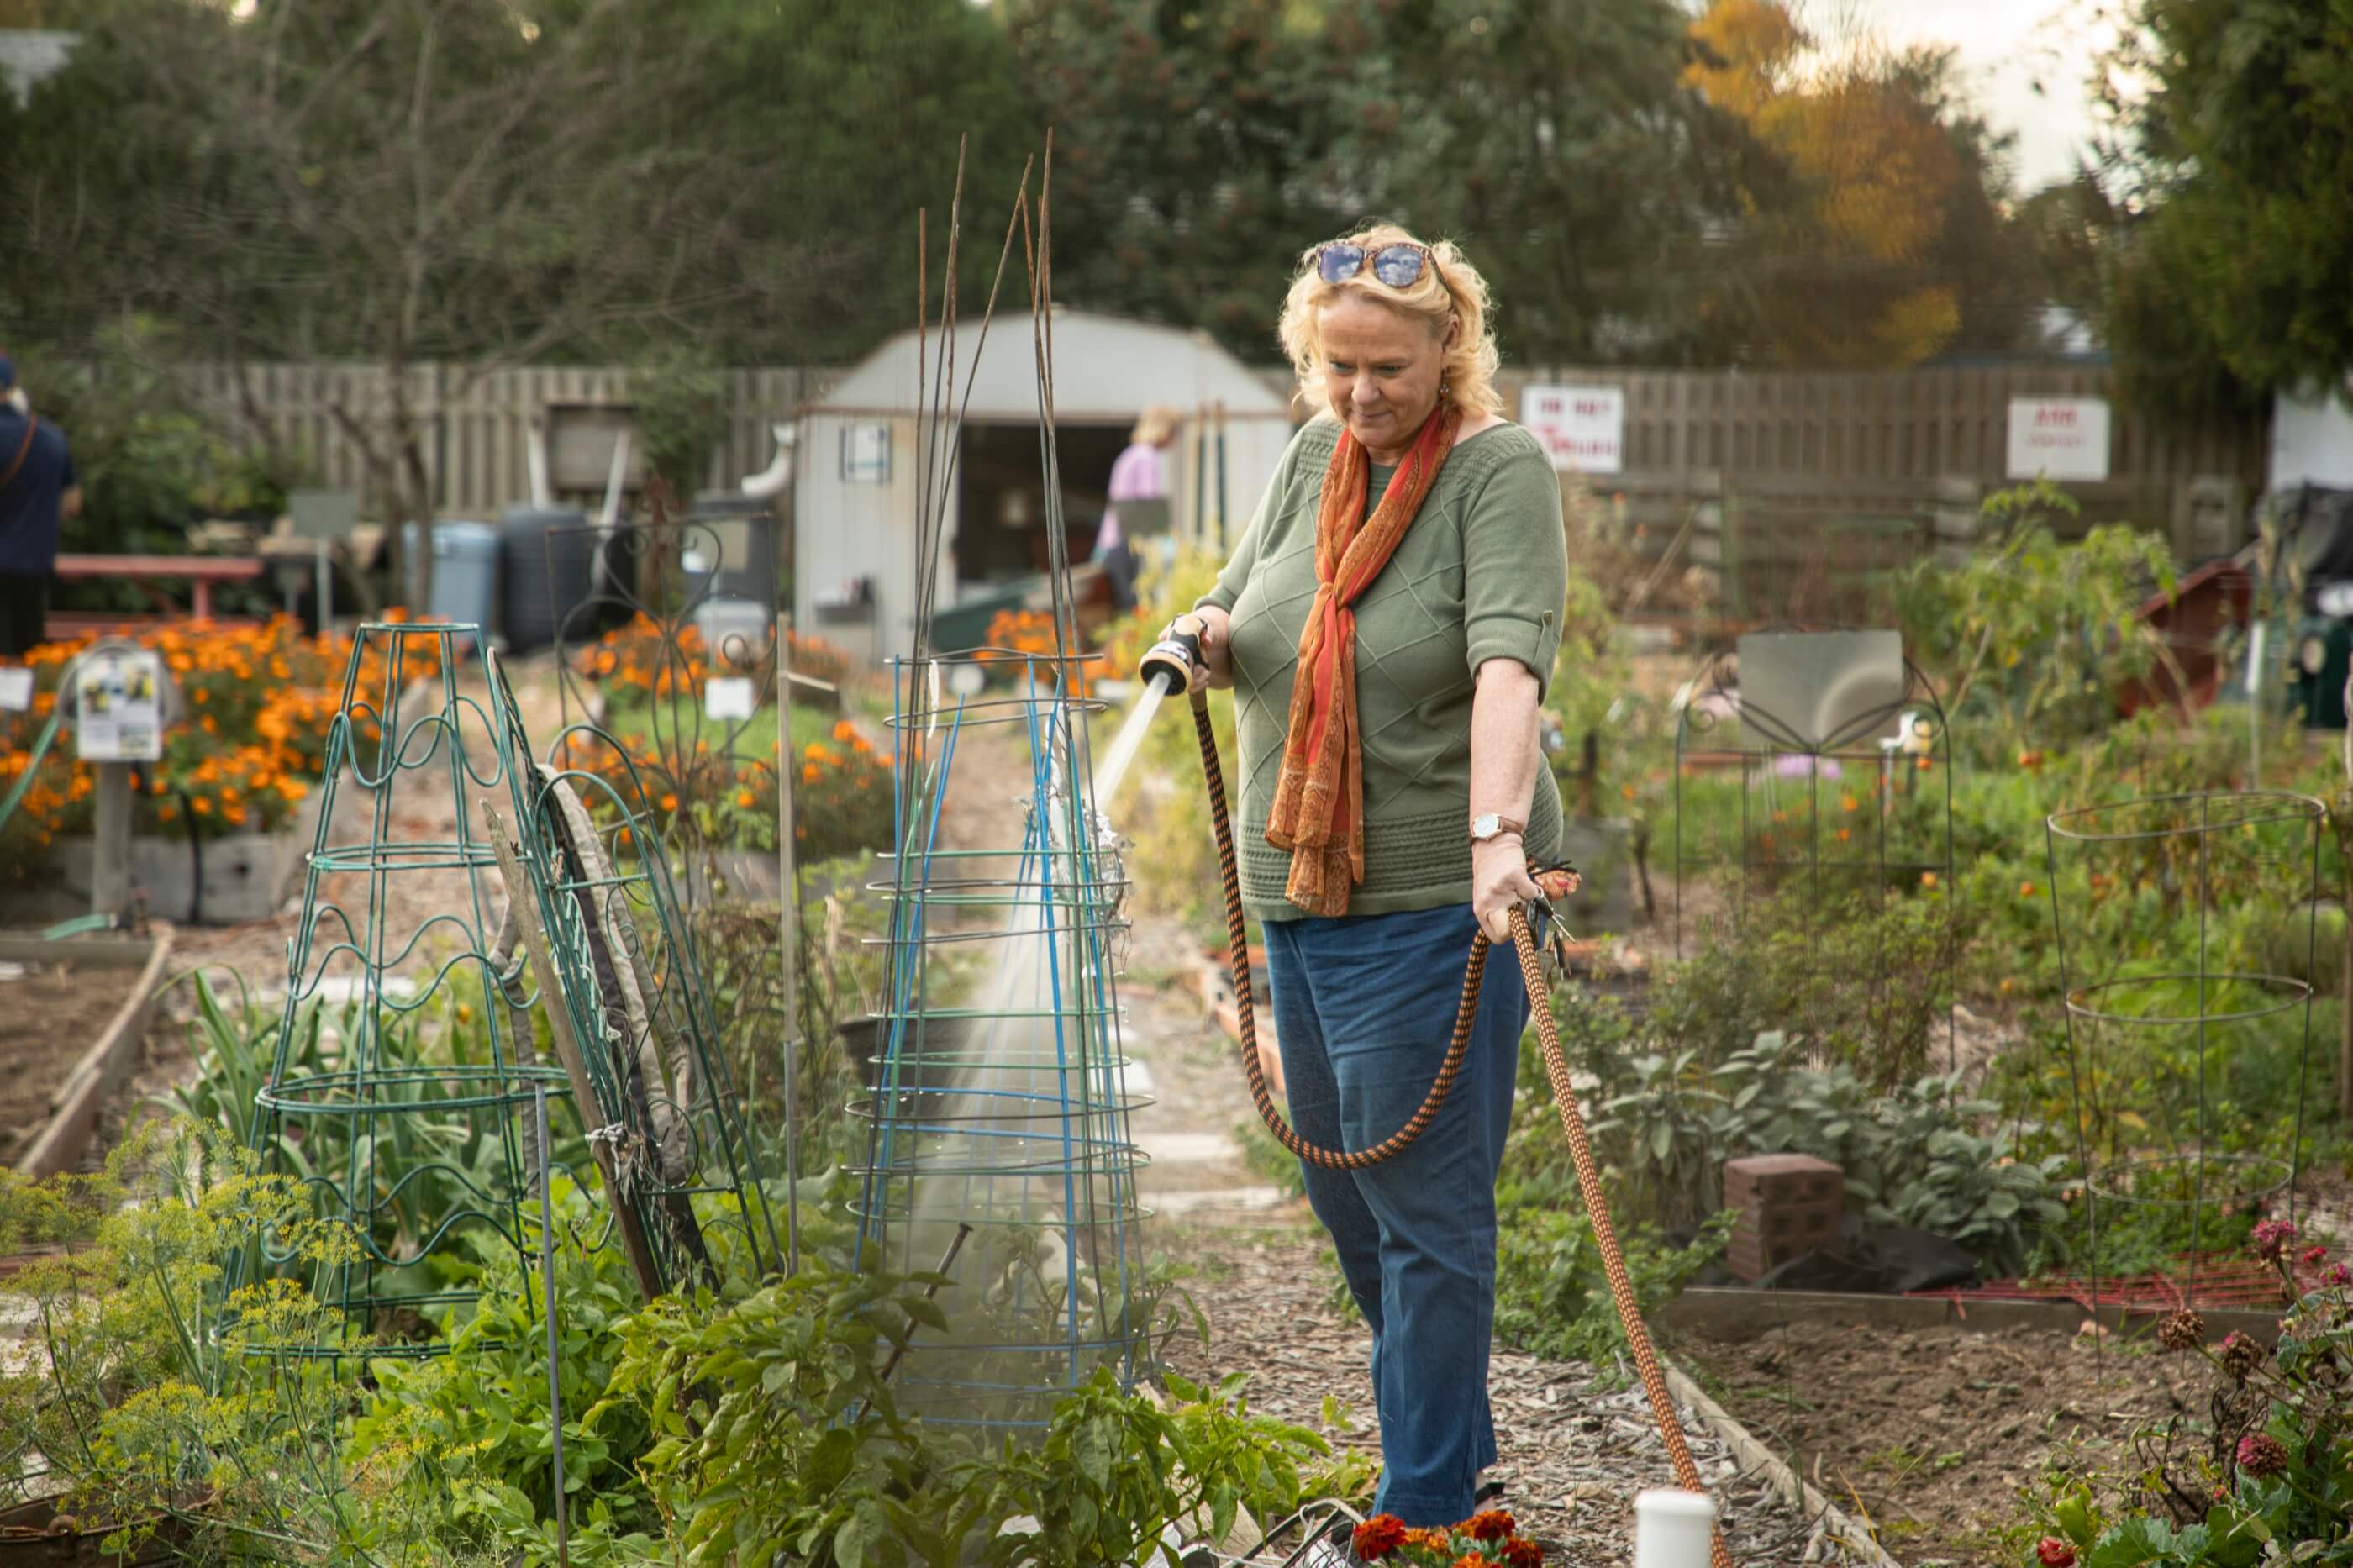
[2006,397,2112,482]
[1522,384,1625,476]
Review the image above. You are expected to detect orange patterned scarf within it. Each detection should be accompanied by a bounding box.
[1266,407,1462,914]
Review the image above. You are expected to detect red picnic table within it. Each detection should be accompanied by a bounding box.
[50,554,266,624]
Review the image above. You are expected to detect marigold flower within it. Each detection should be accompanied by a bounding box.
[1463,1510,1516,1542]
[1500,1542,1544,1568]
[737,790,756,808]
[2019,881,2037,898]
[2235,1433,2287,1477]
[2035,1539,2076,1567]
[1350,1514,1407,1560]
[802,763,821,784]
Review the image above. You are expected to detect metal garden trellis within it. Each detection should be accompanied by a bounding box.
[842,139,1153,1429]
[2043,791,2324,1316]
[227,618,776,1355]
[1671,625,1959,1070]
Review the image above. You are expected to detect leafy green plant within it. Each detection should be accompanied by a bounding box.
[1492,1208,1735,1368]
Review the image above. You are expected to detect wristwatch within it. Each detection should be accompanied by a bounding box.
[1469,813,1525,845]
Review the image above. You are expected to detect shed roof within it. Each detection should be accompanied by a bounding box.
[807,309,1291,422]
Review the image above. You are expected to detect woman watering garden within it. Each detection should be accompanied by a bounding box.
[1164,225,1576,1536]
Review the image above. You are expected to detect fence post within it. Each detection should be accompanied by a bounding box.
[1932,476,1982,570]
[1687,468,1728,613]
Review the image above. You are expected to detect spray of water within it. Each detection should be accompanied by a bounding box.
[1089,680,1167,809]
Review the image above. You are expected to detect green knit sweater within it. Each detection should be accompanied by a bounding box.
[1198,418,1568,921]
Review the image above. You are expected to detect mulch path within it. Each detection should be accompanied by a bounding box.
[1156,1213,1878,1565]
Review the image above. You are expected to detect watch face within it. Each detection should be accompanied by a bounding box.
[1472,813,1499,838]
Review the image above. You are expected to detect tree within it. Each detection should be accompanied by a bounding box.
[0,0,1036,553]
[1334,0,1752,366]
[1000,0,1368,360]
[1682,0,2033,368]
[2094,0,2350,414]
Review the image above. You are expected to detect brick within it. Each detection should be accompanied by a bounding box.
[1722,1154,1844,1282]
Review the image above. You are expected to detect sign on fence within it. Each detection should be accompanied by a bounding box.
[1522,383,1624,476]
[2006,397,2112,482]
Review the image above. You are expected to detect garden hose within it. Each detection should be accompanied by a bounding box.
[1178,684,1733,1568]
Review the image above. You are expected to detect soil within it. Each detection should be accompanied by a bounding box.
[0,962,135,1167]
[1676,1319,2218,1565]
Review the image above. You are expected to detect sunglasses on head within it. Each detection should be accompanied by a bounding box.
[1315,240,1438,290]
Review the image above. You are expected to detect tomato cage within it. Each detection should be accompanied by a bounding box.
[2042,791,2327,1315]
[223,620,776,1357]
[846,647,1153,1429]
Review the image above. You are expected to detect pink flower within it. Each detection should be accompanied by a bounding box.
[2036,1540,2077,1568]
[2301,1244,2329,1267]
[2322,1263,2350,1288]
[2235,1433,2288,1477]
[2251,1218,2297,1262]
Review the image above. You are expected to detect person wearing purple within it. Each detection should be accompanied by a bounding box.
[1093,405,1179,613]
[0,355,82,658]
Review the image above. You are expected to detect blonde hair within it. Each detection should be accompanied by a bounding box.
[1129,405,1181,447]
[1277,224,1504,422]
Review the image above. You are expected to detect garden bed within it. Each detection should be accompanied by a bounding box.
[0,932,175,1176]
[1674,1317,2214,1565]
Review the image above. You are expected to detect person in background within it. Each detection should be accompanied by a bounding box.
[0,355,82,658]
[1093,404,1180,613]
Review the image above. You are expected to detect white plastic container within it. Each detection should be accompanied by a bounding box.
[1634,1488,1717,1568]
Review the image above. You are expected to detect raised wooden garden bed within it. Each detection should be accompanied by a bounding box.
[0,929,175,1178]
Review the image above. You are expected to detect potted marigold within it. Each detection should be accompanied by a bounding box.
[1345,1508,1546,1566]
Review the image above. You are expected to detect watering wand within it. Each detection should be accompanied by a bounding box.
[1136,613,1205,697]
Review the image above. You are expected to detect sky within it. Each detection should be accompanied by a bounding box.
[1839,0,2115,191]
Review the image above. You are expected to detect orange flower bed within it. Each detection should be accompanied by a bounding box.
[0,616,438,881]
[564,616,887,861]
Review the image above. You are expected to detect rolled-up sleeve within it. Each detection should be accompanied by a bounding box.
[1462,445,1568,699]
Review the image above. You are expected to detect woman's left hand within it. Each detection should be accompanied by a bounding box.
[1471,837,1541,944]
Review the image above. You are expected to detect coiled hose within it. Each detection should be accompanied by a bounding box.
[1187,692,1731,1567]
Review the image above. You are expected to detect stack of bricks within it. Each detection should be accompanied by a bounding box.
[1723,1153,1844,1282]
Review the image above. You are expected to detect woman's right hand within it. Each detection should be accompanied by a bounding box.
[1171,607,1232,694]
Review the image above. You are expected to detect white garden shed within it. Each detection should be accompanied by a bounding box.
[793,309,1295,665]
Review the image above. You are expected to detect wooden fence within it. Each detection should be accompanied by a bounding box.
[174,359,2266,601]
[174,362,840,514]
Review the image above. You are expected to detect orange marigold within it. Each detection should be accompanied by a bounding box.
[1500,1541,1544,1568]
[1350,1515,1407,1561]
[1463,1510,1516,1542]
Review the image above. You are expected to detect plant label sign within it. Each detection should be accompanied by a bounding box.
[705,676,756,721]
[1521,383,1624,475]
[2006,397,2111,482]
[0,667,30,711]
[73,649,165,761]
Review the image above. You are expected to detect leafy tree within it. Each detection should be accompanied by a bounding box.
[1334,0,1753,366]
[2094,0,2348,415]
[1000,0,1367,359]
[1682,0,2034,367]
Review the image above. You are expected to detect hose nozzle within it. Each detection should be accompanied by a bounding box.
[1138,613,1203,696]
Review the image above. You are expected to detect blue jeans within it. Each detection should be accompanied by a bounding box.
[1263,902,1528,1527]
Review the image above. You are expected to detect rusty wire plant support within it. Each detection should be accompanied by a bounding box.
[2043,791,2324,1329]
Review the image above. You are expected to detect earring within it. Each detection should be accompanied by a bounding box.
[1440,375,1451,400]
